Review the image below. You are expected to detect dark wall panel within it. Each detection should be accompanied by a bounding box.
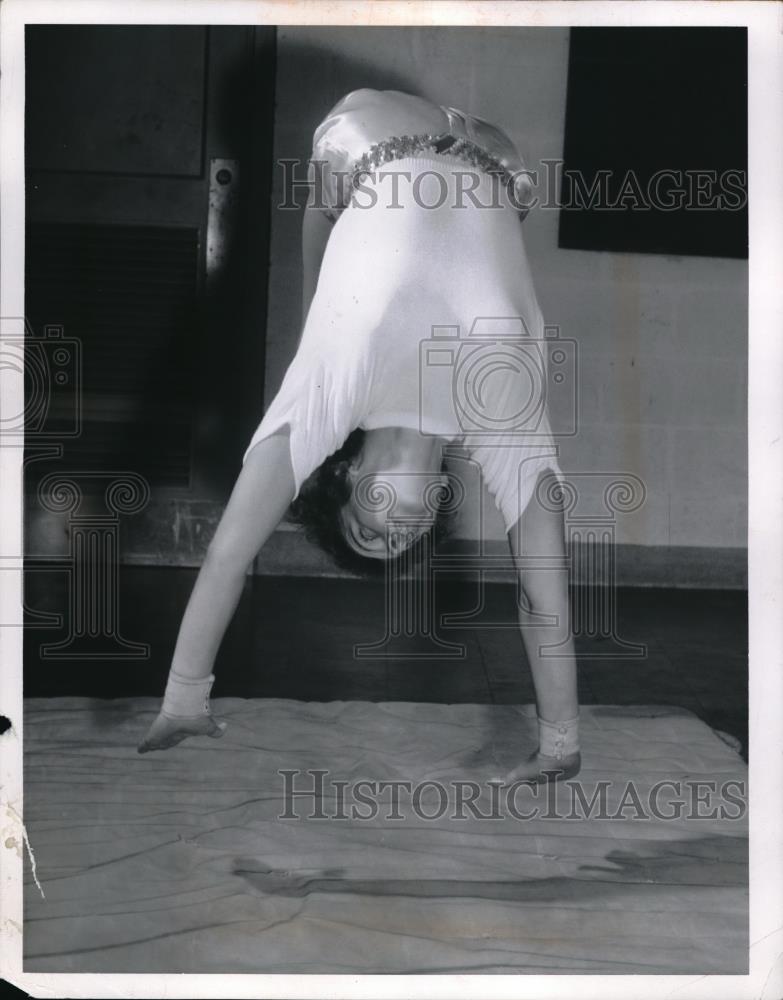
[559,27,747,259]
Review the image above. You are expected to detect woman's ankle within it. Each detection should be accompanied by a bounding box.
[537,712,580,761]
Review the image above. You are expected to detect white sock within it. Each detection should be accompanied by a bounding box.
[161,669,215,719]
[537,714,580,760]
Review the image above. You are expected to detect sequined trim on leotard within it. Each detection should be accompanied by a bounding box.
[350,132,514,190]
[316,133,522,222]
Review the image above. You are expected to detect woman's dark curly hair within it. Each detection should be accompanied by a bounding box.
[288,428,457,577]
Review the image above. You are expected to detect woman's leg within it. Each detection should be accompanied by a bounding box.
[501,469,580,781]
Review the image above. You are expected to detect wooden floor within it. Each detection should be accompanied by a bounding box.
[23,697,748,974]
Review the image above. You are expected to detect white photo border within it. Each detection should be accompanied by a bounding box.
[1,2,780,998]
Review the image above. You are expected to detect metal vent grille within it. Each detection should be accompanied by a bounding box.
[25,222,200,489]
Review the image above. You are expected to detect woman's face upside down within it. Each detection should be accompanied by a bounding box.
[340,426,449,560]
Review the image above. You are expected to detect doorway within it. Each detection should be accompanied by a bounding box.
[24,25,277,559]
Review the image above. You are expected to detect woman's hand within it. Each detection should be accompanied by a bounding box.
[137,711,227,754]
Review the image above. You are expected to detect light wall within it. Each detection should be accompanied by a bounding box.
[262,26,747,550]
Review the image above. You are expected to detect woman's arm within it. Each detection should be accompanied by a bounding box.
[300,206,334,337]
[170,429,295,679]
[138,429,295,752]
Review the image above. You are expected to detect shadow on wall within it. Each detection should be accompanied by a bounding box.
[277,36,421,135]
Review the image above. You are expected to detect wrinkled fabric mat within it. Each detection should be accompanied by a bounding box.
[23,698,747,973]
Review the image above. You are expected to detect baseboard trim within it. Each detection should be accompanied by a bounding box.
[250,529,747,589]
[111,502,746,588]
